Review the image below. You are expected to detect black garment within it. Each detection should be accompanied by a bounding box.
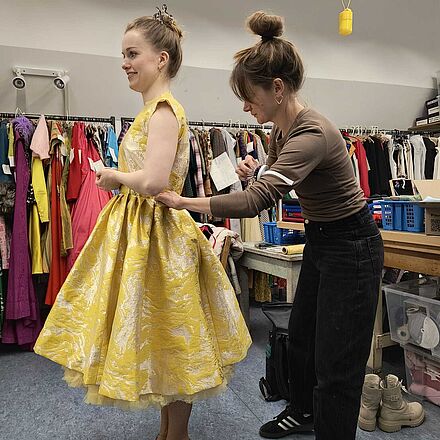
[382,139,393,185]
[288,204,384,440]
[363,138,380,196]
[363,137,391,196]
[373,136,391,195]
[423,137,437,179]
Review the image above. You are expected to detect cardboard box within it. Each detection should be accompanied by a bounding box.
[414,180,440,236]
[415,117,428,126]
[428,113,440,124]
[428,106,439,116]
[426,96,439,109]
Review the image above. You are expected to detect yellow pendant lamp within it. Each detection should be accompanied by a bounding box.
[339,0,353,36]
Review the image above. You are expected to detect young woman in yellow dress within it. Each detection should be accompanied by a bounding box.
[34,7,251,440]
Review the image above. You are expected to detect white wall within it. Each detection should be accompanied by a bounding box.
[0,0,438,128]
[2,0,439,88]
[0,45,433,129]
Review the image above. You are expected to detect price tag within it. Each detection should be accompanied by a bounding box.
[94,160,105,172]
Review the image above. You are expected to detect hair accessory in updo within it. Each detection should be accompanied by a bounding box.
[153,4,174,25]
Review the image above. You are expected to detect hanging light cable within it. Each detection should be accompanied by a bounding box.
[339,0,353,36]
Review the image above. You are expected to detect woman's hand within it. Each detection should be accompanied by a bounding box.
[96,169,120,191]
[156,191,184,209]
[236,154,259,181]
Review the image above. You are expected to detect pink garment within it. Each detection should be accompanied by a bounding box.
[30,115,50,159]
[406,348,440,406]
[0,215,10,269]
[67,128,112,269]
[409,383,440,406]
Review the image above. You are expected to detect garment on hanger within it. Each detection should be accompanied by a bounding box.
[67,124,112,270]
[105,126,119,168]
[410,135,427,180]
[2,116,41,346]
[45,122,69,305]
[423,136,438,179]
[433,138,440,180]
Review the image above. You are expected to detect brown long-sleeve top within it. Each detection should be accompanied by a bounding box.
[210,108,365,222]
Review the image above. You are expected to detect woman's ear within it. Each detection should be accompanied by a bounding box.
[158,51,170,71]
[273,78,285,96]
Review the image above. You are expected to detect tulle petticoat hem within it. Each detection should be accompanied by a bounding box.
[63,366,234,410]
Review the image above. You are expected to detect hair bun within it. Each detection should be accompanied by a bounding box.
[162,15,183,40]
[247,11,284,39]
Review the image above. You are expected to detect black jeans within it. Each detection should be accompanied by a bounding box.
[288,204,384,440]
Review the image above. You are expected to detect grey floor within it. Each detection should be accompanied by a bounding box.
[1,303,439,440]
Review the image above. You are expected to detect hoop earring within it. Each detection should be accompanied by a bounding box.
[275,96,284,105]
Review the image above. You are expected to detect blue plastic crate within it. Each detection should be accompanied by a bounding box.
[379,201,403,230]
[379,201,424,232]
[403,203,424,232]
[263,222,305,245]
[263,222,276,243]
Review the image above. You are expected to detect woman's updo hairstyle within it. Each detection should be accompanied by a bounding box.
[230,11,304,102]
[125,5,183,78]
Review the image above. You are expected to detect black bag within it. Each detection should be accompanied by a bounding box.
[259,302,292,402]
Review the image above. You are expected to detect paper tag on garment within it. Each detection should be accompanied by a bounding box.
[288,189,298,199]
[70,148,75,163]
[2,164,11,175]
[210,152,240,191]
[246,142,254,153]
[78,149,82,165]
[8,156,15,168]
[94,160,105,172]
[109,148,117,163]
[88,157,95,171]
[60,143,67,157]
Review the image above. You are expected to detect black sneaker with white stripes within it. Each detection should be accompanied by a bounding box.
[259,406,314,438]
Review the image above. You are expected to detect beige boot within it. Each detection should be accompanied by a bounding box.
[358,374,382,431]
[378,374,425,433]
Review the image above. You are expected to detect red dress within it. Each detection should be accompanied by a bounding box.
[68,124,112,269]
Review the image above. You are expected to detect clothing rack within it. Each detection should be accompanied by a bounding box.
[120,117,272,130]
[0,112,116,129]
[340,127,412,136]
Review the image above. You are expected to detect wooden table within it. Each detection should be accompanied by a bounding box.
[236,242,303,326]
[277,222,440,371]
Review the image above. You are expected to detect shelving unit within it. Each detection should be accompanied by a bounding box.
[408,122,440,133]
[277,221,305,231]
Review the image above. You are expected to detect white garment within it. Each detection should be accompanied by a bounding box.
[352,154,360,187]
[410,135,427,180]
[222,129,242,236]
[433,138,440,179]
[394,143,406,178]
[403,139,414,180]
[385,135,398,179]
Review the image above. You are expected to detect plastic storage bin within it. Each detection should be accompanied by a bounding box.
[379,201,424,232]
[263,222,305,245]
[403,343,440,406]
[384,277,440,358]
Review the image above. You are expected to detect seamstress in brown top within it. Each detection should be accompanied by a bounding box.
[157,10,384,440]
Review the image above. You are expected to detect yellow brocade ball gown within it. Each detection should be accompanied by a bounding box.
[34,92,252,409]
